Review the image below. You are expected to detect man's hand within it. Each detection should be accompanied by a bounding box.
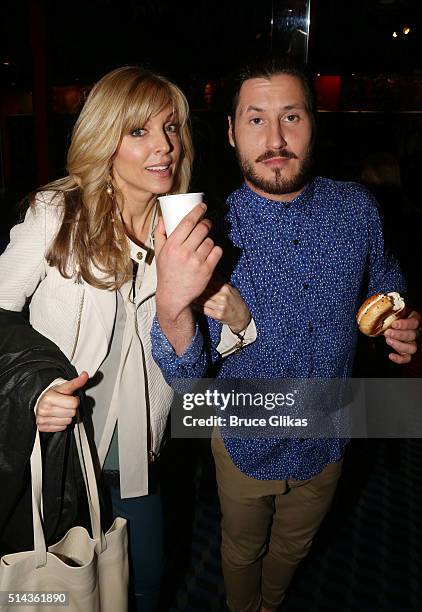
[155,204,223,318]
[154,203,223,355]
[36,371,89,432]
[193,277,251,334]
[384,311,421,364]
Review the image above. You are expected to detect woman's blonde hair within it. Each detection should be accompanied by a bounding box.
[35,66,193,290]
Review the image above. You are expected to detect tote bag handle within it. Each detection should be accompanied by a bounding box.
[30,420,105,569]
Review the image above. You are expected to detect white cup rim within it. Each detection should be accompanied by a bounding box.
[158,192,204,202]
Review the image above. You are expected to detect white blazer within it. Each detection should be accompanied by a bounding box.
[0,191,256,496]
[0,192,172,496]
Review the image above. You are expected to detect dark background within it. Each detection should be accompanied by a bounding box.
[1,0,421,85]
[1,0,422,267]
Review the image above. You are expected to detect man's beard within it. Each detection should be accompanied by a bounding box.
[236,145,314,197]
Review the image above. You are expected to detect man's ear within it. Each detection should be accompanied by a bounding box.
[228,116,235,148]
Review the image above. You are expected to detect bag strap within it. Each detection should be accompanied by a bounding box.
[73,421,106,551]
[30,429,48,568]
[30,420,105,569]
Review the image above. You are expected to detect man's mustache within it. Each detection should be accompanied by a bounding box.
[255,149,298,163]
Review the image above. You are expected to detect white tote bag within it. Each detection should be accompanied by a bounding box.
[0,422,128,612]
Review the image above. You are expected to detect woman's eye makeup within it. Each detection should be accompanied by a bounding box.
[130,128,147,137]
[165,123,179,133]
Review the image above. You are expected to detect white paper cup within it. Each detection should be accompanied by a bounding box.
[158,192,204,236]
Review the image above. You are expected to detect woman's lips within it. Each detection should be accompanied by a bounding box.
[145,164,172,177]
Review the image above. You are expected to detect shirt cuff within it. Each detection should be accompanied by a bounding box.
[34,378,67,414]
[216,317,257,357]
[151,316,204,365]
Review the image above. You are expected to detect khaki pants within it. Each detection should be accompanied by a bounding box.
[211,435,343,612]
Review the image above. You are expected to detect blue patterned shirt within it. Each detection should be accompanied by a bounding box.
[151,178,405,479]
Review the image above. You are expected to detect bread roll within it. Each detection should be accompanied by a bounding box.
[356,292,405,337]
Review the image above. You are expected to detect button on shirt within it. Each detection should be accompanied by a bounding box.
[151,177,406,480]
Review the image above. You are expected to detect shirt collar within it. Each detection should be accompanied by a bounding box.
[230,179,315,224]
[128,238,149,262]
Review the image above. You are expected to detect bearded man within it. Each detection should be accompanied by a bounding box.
[151,57,420,612]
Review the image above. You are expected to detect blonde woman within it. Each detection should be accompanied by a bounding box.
[0,67,252,611]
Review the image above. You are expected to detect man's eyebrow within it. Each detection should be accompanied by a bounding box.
[243,103,307,114]
[282,103,307,110]
[244,105,265,113]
